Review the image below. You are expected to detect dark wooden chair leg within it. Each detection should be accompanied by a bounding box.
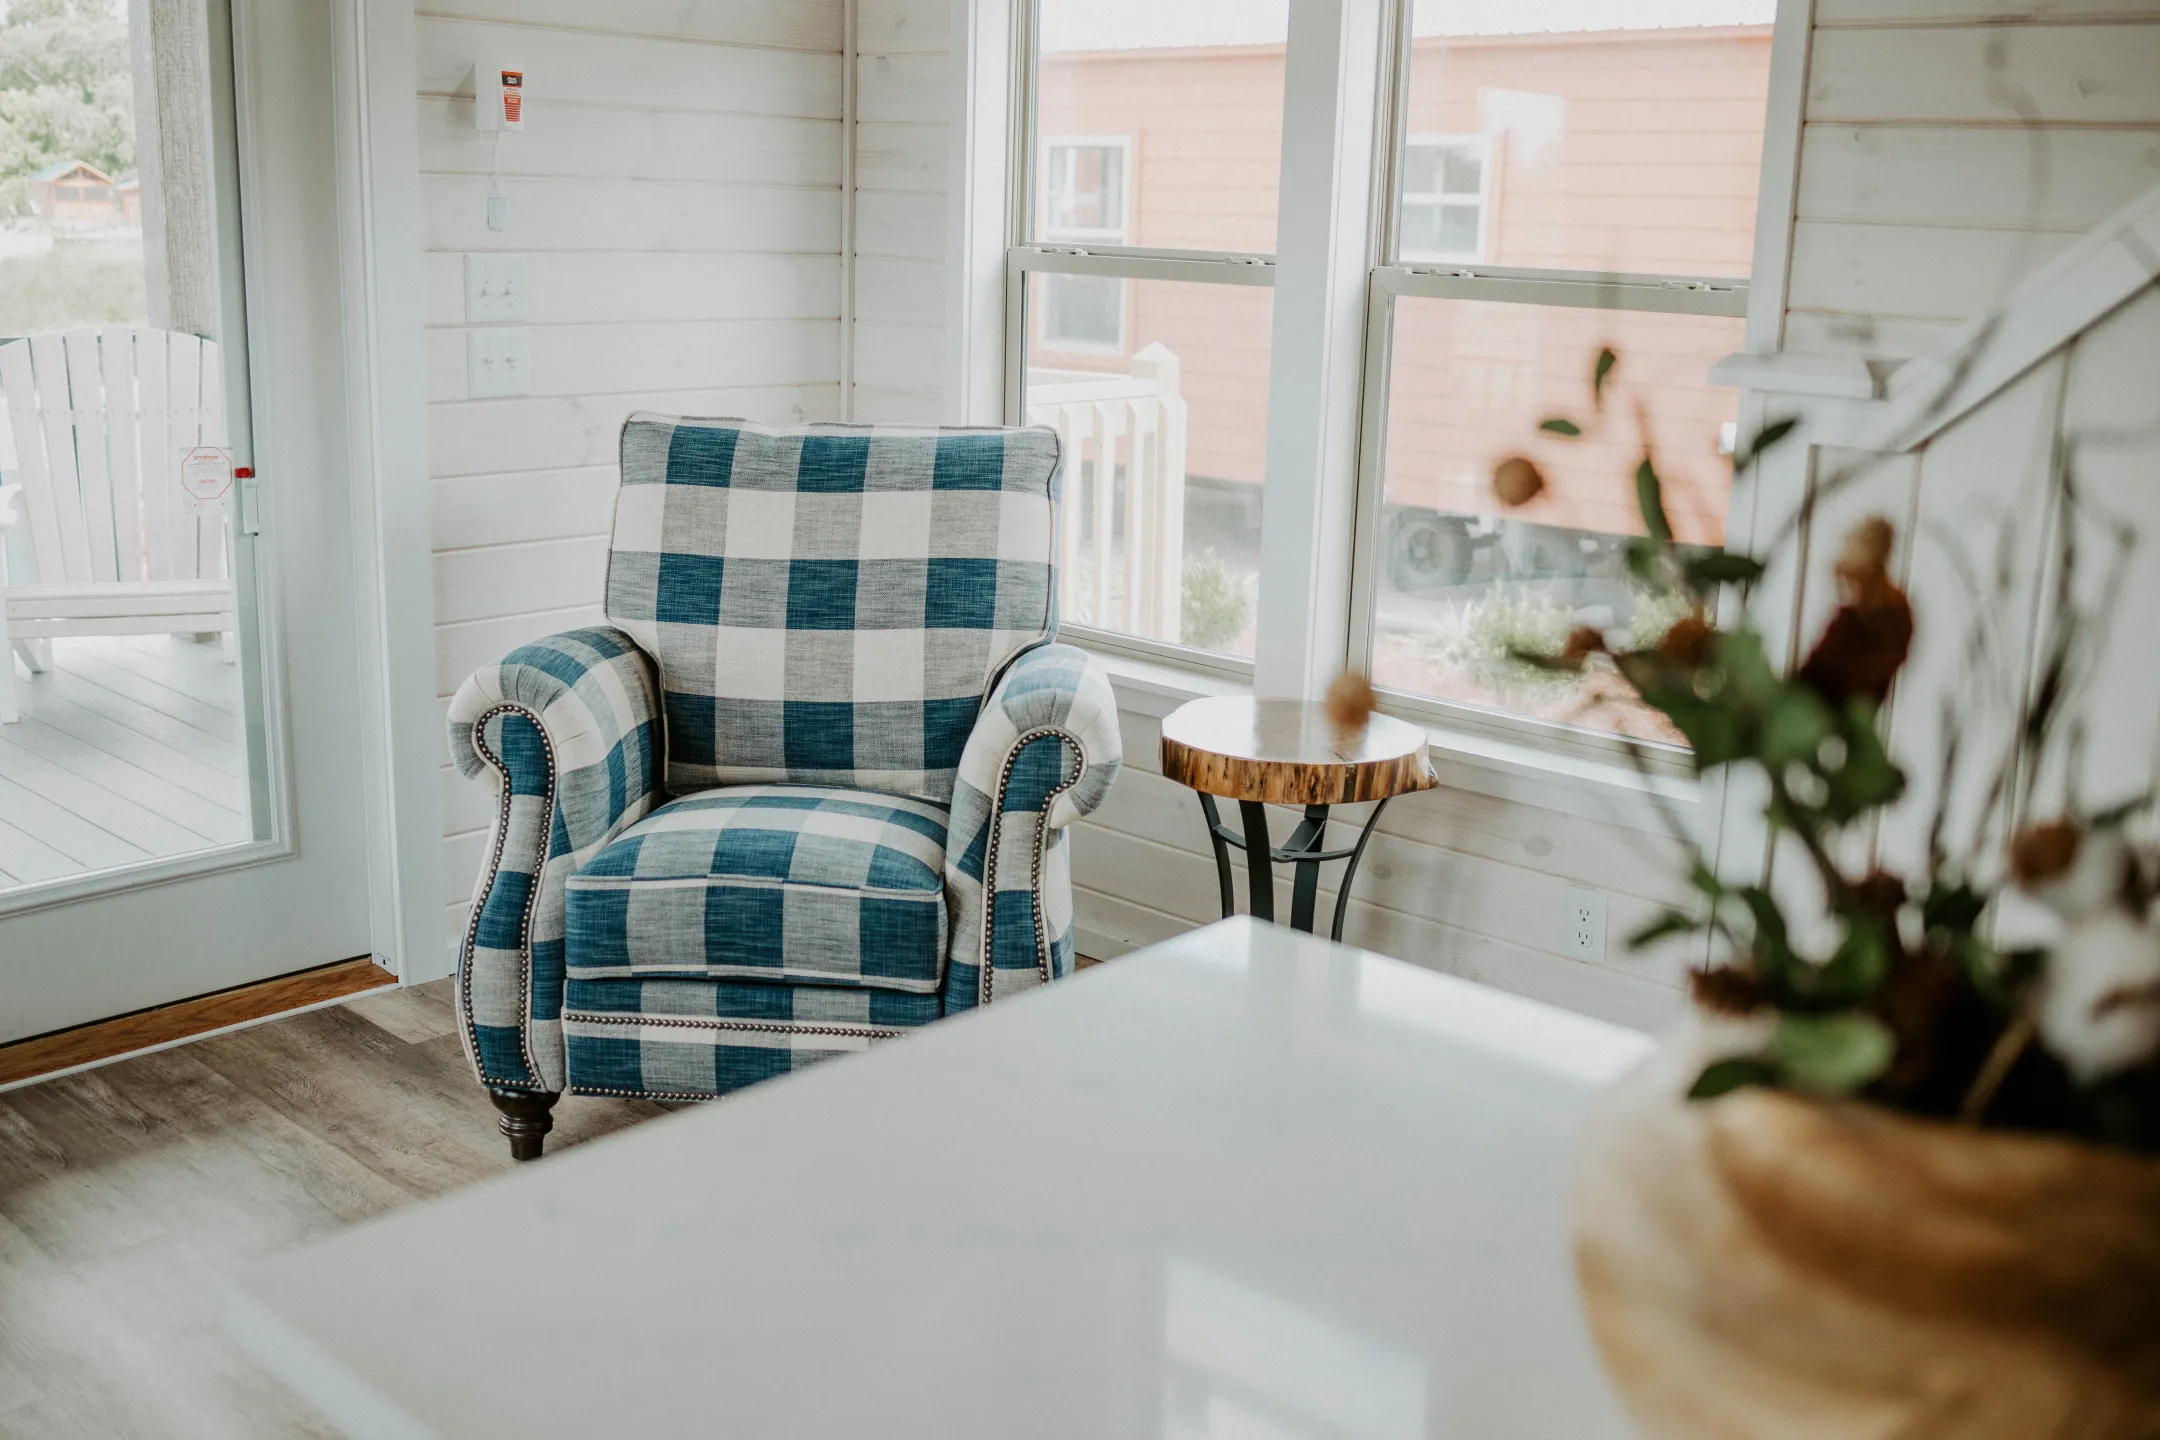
[489,1087,559,1162]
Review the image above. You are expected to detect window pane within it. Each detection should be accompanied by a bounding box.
[1440,147,1482,196]
[1436,204,1481,256]
[1046,144,1126,234]
[1023,273,1271,659]
[1398,1,1774,275]
[1368,295,1746,744]
[1035,0,1288,254]
[1042,272,1126,350]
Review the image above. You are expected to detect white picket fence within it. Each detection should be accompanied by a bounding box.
[1026,341,1189,644]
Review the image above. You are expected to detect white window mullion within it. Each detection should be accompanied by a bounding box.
[1252,0,1388,701]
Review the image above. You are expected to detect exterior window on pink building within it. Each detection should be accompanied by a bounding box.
[1400,136,1487,262]
[1040,140,1132,352]
[1042,143,1128,240]
[1353,0,1774,751]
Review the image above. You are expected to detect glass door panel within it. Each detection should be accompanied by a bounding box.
[0,0,270,903]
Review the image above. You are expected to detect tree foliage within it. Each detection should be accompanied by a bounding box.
[0,0,135,214]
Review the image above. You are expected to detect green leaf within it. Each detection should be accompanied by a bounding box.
[1688,859,1728,901]
[1635,458,1674,544]
[1621,537,1661,585]
[1683,552,1767,589]
[1920,881,1986,936]
[1776,1011,1897,1095]
[1759,688,1834,768]
[1593,347,1618,400]
[1813,915,1894,1004]
[1951,933,2008,1005]
[1819,703,1907,822]
[1738,886,1798,988]
[1733,417,1799,472]
[1628,910,1701,950]
[1690,1057,1778,1100]
[1539,417,1583,437]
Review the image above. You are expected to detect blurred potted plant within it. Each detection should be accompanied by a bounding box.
[1494,352,2160,1438]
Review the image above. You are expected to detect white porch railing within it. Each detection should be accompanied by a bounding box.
[1026,341,1188,644]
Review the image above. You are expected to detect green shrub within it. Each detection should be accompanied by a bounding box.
[1180,549,1252,651]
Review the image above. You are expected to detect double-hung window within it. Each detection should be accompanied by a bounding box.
[1008,1,1289,669]
[1352,4,1765,750]
[1008,0,1777,751]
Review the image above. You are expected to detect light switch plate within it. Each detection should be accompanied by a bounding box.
[466,329,530,398]
[464,253,527,323]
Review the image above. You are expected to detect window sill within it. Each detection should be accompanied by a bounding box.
[1079,642,1704,839]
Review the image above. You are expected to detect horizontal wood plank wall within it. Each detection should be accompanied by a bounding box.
[853,0,951,422]
[1787,0,2160,357]
[424,3,846,950]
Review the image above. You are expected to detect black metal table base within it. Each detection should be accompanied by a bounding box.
[1196,793,1392,939]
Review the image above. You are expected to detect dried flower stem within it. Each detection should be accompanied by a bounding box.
[1958,1010,2037,1126]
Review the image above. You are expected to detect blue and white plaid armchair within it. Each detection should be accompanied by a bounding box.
[445,416,1121,1157]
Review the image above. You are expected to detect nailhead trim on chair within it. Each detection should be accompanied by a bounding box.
[461,702,558,1094]
[561,1011,908,1101]
[977,726,1083,1008]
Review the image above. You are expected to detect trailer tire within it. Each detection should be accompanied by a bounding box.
[1387,511,1474,593]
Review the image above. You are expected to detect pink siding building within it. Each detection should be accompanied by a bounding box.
[1031,25,1772,550]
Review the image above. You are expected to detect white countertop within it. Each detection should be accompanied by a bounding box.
[230,919,1653,1439]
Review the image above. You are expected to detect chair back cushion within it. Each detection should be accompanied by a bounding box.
[606,415,1061,804]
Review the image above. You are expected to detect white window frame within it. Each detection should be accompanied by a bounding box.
[1397,131,1488,264]
[966,0,1810,784]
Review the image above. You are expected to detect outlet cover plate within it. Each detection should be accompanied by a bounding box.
[1563,886,1607,964]
[466,328,530,398]
[464,253,527,323]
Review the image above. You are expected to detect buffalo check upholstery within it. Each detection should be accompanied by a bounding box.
[447,416,1121,1111]
[606,414,1059,805]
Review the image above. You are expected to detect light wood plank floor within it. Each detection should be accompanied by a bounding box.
[0,635,251,891]
[0,981,665,1438]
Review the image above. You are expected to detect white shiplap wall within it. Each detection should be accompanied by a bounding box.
[1784,0,2160,356]
[426,2,845,948]
[852,0,951,421]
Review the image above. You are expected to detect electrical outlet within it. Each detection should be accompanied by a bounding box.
[466,329,530,398]
[464,253,527,323]
[1562,886,1607,964]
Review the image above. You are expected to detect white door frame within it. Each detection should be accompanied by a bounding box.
[0,0,442,1036]
[331,0,445,984]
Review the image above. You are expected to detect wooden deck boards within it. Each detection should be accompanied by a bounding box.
[0,980,666,1437]
[0,636,249,891]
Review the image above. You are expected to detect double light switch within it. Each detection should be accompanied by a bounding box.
[464,253,529,398]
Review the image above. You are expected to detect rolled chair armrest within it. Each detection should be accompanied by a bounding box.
[944,643,1121,1011]
[446,626,663,1092]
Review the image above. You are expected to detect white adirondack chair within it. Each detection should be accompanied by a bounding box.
[0,328,237,723]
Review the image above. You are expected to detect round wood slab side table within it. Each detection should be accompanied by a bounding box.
[1160,696,1437,938]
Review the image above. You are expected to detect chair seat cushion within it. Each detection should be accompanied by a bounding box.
[564,784,949,992]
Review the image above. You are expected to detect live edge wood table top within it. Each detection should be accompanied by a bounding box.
[1160,697,1438,936]
[1160,696,1438,806]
